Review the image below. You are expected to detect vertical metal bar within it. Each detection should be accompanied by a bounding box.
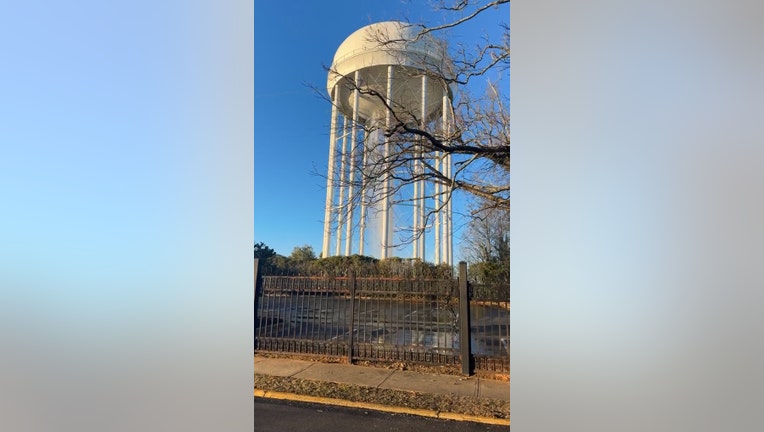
[418,278,423,361]
[374,279,378,354]
[262,278,271,340]
[286,279,293,341]
[296,276,302,340]
[413,176,418,259]
[290,278,297,342]
[323,90,339,258]
[347,272,356,363]
[451,275,460,364]
[254,259,261,348]
[329,278,335,343]
[388,282,393,352]
[274,278,283,342]
[339,278,345,343]
[505,291,510,361]
[435,279,441,364]
[383,283,388,352]
[409,279,413,351]
[309,279,314,344]
[284,277,292,341]
[310,279,315,343]
[316,278,323,344]
[306,279,311,353]
[261,279,273,337]
[325,279,332,347]
[295,278,303,342]
[336,279,343,351]
[323,280,330,349]
[377,280,382,355]
[403,281,408,356]
[327,284,334,357]
[421,278,426,356]
[295,277,303,342]
[394,280,400,348]
[309,278,317,343]
[391,280,395,358]
[459,261,472,376]
[415,279,420,353]
[335,278,342,343]
[366,278,374,353]
[320,279,326,341]
[300,278,307,350]
[282,279,297,339]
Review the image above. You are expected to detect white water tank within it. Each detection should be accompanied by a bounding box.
[327,21,451,124]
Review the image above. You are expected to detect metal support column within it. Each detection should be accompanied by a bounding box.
[359,128,368,256]
[322,89,339,258]
[441,94,449,264]
[381,65,393,259]
[335,115,349,256]
[447,152,453,265]
[419,74,427,261]
[345,71,360,256]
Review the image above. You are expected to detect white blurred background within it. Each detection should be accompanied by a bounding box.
[513,1,764,431]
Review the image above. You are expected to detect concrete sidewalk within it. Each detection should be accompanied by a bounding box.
[254,355,509,401]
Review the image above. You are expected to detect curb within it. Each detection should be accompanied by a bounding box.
[254,388,510,426]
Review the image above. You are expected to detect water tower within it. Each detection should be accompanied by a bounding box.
[321,21,453,264]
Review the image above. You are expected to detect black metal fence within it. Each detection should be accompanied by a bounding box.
[470,282,511,372]
[254,259,509,374]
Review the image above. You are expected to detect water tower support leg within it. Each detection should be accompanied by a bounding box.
[419,74,427,261]
[345,71,361,256]
[359,128,368,256]
[381,65,394,259]
[336,115,349,256]
[445,154,454,265]
[322,90,339,258]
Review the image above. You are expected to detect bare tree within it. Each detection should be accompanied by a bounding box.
[461,203,510,264]
[322,0,509,247]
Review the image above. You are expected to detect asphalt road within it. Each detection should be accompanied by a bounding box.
[254,397,509,432]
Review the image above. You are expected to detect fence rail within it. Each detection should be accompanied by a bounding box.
[254,259,509,374]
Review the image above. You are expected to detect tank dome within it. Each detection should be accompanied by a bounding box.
[327,21,451,124]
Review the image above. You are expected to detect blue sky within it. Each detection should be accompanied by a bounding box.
[254,1,508,259]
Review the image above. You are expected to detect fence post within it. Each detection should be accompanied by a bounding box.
[459,261,473,376]
[254,258,261,353]
[347,271,356,364]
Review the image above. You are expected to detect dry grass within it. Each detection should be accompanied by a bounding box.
[254,373,509,419]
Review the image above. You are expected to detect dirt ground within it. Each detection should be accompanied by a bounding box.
[254,373,510,419]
